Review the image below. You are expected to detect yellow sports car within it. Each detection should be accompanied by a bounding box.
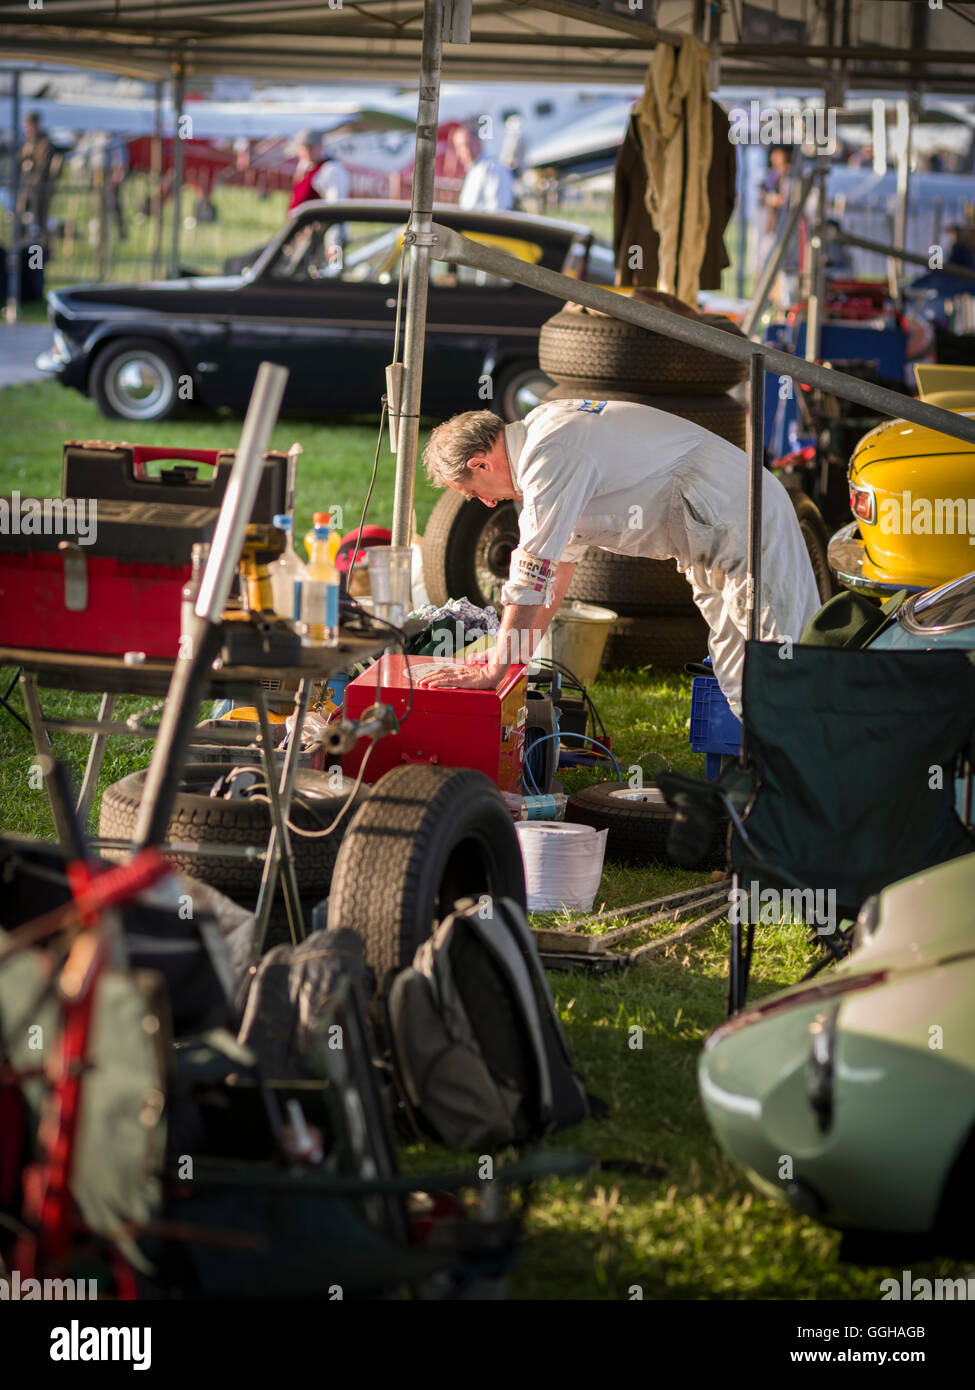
[828,365,975,597]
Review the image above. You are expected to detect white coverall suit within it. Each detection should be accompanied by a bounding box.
[499,399,820,716]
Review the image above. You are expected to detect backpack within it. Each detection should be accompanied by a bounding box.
[237,926,375,1080]
[383,897,590,1150]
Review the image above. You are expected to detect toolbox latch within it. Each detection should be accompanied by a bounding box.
[58,540,88,612]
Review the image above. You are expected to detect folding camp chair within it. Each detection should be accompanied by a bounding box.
[659,642,975,1015]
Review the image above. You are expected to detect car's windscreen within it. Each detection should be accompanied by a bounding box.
[267,220,404,283]
[904,574,975,630]
[266,218,545,289]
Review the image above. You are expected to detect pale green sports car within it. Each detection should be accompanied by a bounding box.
[699,849,975,1258]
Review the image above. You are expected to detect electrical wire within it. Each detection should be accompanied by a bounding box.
[529,656,609,742]
[348,397,388,580]
[249,735,379,839]
[524,730,623,782]
[344,600,415,724]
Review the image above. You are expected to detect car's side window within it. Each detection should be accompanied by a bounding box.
[431,231,546,289]
[267,220,405,285]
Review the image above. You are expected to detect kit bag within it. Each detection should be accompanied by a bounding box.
[383,897,590,1150]
[237,927,374,1079]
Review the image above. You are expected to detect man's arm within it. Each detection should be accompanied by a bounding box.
[418,560,576,690]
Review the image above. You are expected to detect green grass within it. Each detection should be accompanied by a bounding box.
[1,178,290,287]
[0,383,966,1299]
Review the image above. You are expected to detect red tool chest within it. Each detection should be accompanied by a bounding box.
[342,655,527,792]
[0,496,218,658]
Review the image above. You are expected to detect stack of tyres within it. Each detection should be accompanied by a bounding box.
[537,302,749,672]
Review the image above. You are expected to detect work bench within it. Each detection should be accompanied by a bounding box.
[0,623,394,955]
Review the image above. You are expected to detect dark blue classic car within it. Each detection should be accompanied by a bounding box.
[37,201,615,423]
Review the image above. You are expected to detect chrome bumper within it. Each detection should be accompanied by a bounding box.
[827,521,925,599]
[35,346,66,374]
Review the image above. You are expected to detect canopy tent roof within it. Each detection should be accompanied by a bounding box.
[1,1,975,92]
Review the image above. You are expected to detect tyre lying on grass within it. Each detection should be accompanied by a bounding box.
[99,764,365,905]
[327,764,526,978]
[566,780,727,869]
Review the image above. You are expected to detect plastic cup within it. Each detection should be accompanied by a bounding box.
[367,546,412,627]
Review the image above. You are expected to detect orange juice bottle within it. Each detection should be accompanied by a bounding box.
[300,522,340,646]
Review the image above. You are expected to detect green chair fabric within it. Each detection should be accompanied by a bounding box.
[659,642,975,1007]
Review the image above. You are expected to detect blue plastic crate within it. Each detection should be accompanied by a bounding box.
[690,675,742,773]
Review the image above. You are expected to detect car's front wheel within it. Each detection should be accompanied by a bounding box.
[90,337,185,422]
[494,361,554,421]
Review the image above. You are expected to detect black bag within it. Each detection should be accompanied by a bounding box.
[383,897,590,1150]
[237,926,374,1080]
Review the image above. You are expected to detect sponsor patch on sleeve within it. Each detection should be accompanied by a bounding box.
[510,547,554,596]
[576,399,607,414]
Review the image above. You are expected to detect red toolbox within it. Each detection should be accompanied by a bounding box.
[342,655,527,793]
[60,442,291,522]
[0,495,218,658]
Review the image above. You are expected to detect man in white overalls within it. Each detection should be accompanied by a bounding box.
[419,400,820,715]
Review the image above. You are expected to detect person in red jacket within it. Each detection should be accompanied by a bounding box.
[288,133,351,214]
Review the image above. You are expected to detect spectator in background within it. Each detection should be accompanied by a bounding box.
[758,144,798,310]
[452,125,515,212]
[17,110,62,249]
[288,132,351,213]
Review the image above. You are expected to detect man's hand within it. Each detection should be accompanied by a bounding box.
[416,660,501,691]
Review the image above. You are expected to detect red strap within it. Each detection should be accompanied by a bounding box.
[129,446,220,466]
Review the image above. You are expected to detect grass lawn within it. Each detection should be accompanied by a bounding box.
[0,383,964,1299]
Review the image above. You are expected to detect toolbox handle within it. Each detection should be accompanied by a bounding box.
[130,446,221,478]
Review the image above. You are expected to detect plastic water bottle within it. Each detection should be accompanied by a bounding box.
[300,522,340,647]
[304,511,341,563]
[270,514,306,623]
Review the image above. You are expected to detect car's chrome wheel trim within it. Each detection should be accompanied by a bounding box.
[104,349,175,420]
[508,369,554,419]
[607,787,667,805]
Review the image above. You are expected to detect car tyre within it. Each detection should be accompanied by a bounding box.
[542,383,747,449]
[790,492,836,606]
[493,361,555,421]
[90,336,186,423]
[422,489,518,608]
[327,765,527,977]
[603,610,711,671]
[98,763,363,905]
[566,779,727,868]
[566,550,693,613]
[539,307,747,396]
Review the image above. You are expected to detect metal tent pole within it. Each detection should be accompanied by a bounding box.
[745,352,765,643]
[6,70,21,324]
[151,80,164,280]
[804,161,828,364]
[426,222,975,449]
[826,226,975,284]
[169,60,186,280]
[891,96,914,301]
[391,0,446,549]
